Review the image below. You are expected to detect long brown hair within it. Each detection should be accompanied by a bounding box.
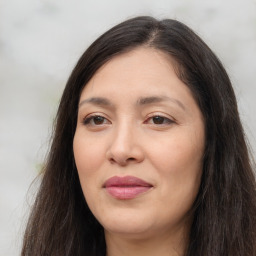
[22,16,256,256]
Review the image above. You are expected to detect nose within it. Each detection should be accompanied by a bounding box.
[106,123,144,166]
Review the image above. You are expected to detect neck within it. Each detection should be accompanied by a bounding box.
[105,226,189,256]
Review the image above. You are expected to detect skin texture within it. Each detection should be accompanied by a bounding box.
[73,47,205,256]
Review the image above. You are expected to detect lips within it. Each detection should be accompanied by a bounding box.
[103,176,153,200]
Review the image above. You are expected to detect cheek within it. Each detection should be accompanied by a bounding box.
[73,131,107,205]
[147,129,204,201]
[73,131,106,174]
[148,132,203,174]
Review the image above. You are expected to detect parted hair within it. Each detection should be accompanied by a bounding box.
[21,16,256,256]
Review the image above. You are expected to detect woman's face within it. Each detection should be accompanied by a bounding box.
[73,47,205,239]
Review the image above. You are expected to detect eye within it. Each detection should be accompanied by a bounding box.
[145,115,174,125]
[83,115,110,126]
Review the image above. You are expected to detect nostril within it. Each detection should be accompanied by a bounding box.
[106,145,144,165]
[109,158,115,164]
[109,157,136,165]
[127,157,136,161]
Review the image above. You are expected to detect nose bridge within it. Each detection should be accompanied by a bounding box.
[112,118,135,153]
[107,117,143,165]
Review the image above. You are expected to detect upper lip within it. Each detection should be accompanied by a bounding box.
[103,176,152,188]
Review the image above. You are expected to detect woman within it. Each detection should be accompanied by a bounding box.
[21,16,256,256]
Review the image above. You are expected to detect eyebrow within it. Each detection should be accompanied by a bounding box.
[79,95,186,111]
[137,96,186,110]
[79,97,112,107]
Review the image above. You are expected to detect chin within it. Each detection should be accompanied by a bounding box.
[98,209,155,236]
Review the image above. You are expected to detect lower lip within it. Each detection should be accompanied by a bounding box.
[105,186,152,199]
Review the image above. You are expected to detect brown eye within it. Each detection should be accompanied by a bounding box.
[93,116,105,125]
[152,116,165,124]
[145,115,174,126]
[83,115,109,126]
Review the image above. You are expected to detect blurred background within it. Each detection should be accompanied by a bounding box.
[0,0,255,255]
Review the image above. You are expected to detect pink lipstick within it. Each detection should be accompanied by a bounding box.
[103,176,153,200]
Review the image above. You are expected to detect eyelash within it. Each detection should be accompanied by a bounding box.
[82,115,110,126]
[144,115,174,125]
[82,114,174,127]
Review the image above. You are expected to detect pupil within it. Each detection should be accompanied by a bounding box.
[94,116,104,125]
[153,116,164,124]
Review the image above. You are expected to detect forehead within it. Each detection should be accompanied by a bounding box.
[80,47,188,98]
[97,47,177,78]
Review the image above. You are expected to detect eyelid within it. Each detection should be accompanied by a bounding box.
[82,113,111,126]
[144,112,176,125]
